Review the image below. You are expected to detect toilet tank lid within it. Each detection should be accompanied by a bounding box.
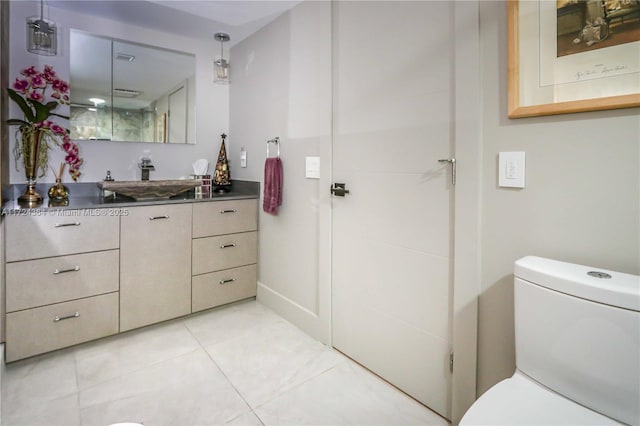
[515,256,639,312]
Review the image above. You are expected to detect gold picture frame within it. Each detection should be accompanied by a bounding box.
[508,0,640,118]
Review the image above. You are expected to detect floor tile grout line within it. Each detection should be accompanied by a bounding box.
[74,339,205,402]
[195,333,264,426]
[181,302,295,352]
[73,348,83,425]
[71,319,206,394]
[183,302,352,419]
[249,359,347,414]
[181,305,346,425]
[182,315,265,424]
[2,349,81,425]
[75,346,205,398]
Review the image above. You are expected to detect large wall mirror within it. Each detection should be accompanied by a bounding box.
[69,30,196,144]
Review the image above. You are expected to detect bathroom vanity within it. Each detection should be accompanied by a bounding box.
[2,183,259,362]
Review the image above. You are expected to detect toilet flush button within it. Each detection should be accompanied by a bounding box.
[588,271,612,279]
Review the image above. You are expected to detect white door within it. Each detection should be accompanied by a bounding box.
[332,1,454,419]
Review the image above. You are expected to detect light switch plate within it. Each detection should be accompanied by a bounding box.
[240,148,247,168]
[305,156,320,179]
[499,151,525,188]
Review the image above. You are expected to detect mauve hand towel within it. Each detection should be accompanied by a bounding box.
[263,157,283,214]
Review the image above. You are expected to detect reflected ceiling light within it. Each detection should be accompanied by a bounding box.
[27,0,57,56]
[214,32,230,84]
[113,88,141,98]
[89,97,106,105]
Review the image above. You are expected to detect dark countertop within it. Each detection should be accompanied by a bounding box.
[2,180,260,214]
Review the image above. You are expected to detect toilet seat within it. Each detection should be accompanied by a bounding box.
[459,372,622,425]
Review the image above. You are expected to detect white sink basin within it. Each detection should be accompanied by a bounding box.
[98,180,201,200]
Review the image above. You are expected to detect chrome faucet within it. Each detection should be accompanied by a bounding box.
[139,158,155,181]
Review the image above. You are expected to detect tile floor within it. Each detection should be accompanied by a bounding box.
[1,299,448,426]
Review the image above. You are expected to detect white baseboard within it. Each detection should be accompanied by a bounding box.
[257,281,330,345]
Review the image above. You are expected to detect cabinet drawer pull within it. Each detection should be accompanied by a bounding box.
[149,215,170,220]
[53,311,80,322]
[53,266,80,275]
[219,243,236,249]
[54,222,80,228]
[220,209,237,214]
[219,278,236,285]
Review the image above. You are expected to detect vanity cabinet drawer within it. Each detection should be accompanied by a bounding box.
[192,231,257,275]
[5,292,119,362]
[193,199,257,237]
[5,212,120,262]
[6,249,119,312]
[192,264,257,312]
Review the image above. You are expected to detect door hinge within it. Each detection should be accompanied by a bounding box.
[449,351,454,373]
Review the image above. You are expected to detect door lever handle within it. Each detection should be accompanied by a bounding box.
[438,158,456,186]
[331,183,350,197]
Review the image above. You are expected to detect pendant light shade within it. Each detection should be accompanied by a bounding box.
[214,32,230,84]
[27,0,57,56]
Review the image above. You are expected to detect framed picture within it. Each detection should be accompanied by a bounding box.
[508,0,640,118]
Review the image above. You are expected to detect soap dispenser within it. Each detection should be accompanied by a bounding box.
[103,170,115,198]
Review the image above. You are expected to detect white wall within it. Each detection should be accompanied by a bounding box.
[477,0,640,395]
[8,1,228,183]
[229,1,332,342]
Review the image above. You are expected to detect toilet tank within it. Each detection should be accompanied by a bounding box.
[514,256,640,426]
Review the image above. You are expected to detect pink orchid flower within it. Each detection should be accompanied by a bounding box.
[12,78,29,93]
[50,123,66,135]
[20,66,38,77]
[28,91,43,102]
[52,79,69,93]
[29,74,46,89]
[43,65,57,83]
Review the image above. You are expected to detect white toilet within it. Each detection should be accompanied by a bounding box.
[461,256,639,425]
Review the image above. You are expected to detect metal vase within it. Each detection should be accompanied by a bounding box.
[47,178,69,201]
[18,127,44,206]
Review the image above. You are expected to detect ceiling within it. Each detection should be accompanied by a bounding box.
[50,0,303,46]
[70,30,197,110]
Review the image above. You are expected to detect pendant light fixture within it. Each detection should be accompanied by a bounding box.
[214,32,230,84]
[27,0,57,56]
